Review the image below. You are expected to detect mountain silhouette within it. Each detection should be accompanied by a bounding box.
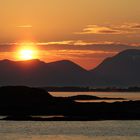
[0,49,140,87]
[90,49,140,87]
[0,59,90,86]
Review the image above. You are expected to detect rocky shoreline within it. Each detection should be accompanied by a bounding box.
[0,86,139,121]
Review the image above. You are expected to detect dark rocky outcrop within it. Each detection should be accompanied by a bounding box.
[0,86,139,121]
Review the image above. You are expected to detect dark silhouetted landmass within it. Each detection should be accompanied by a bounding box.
[0,86,139,121]
[0,59,90,87]
[67,95,125,100]
[90,49,140,87]
[0,49,140,87]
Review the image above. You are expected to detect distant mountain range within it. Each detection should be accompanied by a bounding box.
[90,49,140,87]
[0,49,140,87]
[0,59,91,86]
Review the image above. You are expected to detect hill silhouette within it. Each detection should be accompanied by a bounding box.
[90,49,140,87]
[0,49,140,87]
[0,59,90,86]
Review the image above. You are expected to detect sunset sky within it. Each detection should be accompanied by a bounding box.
[0,0,140,69]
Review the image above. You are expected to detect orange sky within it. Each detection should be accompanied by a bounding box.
[0,0,140,69]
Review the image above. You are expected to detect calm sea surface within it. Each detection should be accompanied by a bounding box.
[0,121,139,140]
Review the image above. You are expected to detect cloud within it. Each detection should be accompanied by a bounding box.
[36,40,115,46]
[16,25,32,28]
[1,40,140,61]
[76,23,140,35]
[72,40,114,46]
[130,24,140,29]
[76,25,122,35]
[51,50,117,59]
[37,40,74,45]
[1,41,139,53]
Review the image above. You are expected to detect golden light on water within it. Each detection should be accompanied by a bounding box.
[16,43,38,60]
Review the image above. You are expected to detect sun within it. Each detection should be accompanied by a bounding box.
[17,43,38,60]
[19,49,35,60]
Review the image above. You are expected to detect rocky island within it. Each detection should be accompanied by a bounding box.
[0,86,139,121]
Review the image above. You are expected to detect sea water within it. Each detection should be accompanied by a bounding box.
[0,121,139,140]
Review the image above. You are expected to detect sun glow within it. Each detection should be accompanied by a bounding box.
[17,43,38,60]
[19,49,35,60]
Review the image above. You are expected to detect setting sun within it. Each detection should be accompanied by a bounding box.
[16,43,38,60]
[19,49,35,60]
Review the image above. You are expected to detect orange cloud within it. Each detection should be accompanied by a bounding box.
[76,23,140,35]
[36,40,74,45]
[77,25,121,34]
[16,25,33,28]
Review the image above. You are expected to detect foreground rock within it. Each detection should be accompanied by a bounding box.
[0,86,139,121]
